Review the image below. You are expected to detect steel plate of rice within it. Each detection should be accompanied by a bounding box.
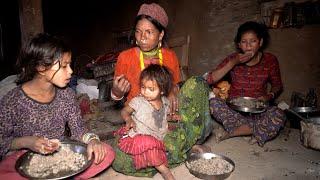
[16,141,93,179]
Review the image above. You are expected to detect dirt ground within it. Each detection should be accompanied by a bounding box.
[92,125,320,180]
[85,102,320,180]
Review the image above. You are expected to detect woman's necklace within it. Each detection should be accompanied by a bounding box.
[139,48,163,70]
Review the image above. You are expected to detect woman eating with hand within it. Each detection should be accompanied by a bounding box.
[207,21,286,147]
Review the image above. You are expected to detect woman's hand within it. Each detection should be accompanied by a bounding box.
[168,85,179,115]
[257,96,269,102]
[169,96,179,114]
[87,139,105,164]
[167,85,180,121]
[258,92,274,102]
[167,96,181,121]
[232,52,254,65]
[168,114,181,121]
[112,75,131,99]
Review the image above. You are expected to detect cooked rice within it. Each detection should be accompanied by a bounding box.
[25,144,86,178]
[186,157,233,175]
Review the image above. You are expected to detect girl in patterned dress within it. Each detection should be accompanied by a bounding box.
[0,33,115,179]
[116,64,175,180]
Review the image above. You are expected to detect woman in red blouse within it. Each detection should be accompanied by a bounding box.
[111,3,180,114]
[111,4,213,178]
[207,21,285,146]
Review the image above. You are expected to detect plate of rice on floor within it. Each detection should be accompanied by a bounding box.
[15,140,93,180]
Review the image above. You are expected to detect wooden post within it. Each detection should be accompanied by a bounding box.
[18,0,43,47]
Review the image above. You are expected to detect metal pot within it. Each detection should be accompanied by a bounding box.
[300,118,320,151]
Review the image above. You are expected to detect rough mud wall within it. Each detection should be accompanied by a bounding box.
[169,0,320,104]
[42,0,320,104]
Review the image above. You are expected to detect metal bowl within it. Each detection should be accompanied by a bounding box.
[227,96,267,114]
[185,152,235,180]
[15,141,93,180]
[291,106,318,113]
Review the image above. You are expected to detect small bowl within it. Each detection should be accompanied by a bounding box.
[186,152,235,180]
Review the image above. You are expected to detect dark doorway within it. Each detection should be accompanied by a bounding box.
[0,0,21,80]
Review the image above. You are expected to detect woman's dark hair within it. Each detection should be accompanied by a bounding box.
[234,21,270,51]
[130,14,168,46]
[139,64,173,97]
[16,33,71,84]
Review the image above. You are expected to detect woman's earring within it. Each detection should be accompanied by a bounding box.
[161,92,164,95]
[158,41,162,48]
[136,40,139,45]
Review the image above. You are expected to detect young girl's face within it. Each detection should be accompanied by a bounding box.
[238,31,263,56]
[43,52,73,88]
[140,78,161,101]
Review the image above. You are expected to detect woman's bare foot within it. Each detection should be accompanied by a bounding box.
[213,126,230,143]
[191,144,211,153]
[248,137,264,147]
[248,136,258,145]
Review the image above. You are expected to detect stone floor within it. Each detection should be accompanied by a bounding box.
[88,103,320,180]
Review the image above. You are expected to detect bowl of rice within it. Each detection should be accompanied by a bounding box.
[185,152,235,180]
[15,140,93,179]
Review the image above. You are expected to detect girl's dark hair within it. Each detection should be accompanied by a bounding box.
[131,14,168,46]
[16,33,71,84]
[139,64,173,97]
[234,21,270,51]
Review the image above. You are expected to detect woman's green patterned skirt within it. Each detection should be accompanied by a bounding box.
[112,76,214,177]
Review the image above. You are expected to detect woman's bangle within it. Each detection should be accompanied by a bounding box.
[82,133,100,144]
[111,90,123,101]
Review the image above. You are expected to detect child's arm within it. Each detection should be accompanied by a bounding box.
[120,105,136,132]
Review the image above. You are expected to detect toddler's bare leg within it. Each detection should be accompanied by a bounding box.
[155,164,175,180]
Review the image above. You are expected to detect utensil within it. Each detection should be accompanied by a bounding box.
[227,97,267,113]
[15,141,93,180]
[186,152,235,180]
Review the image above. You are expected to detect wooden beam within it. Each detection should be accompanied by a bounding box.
[18,0,43,47]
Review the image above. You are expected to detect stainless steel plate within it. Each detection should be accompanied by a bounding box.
[227,97,267,114]
[15,141,93,180]
[291,106,318,113]
[186,152,235,180]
